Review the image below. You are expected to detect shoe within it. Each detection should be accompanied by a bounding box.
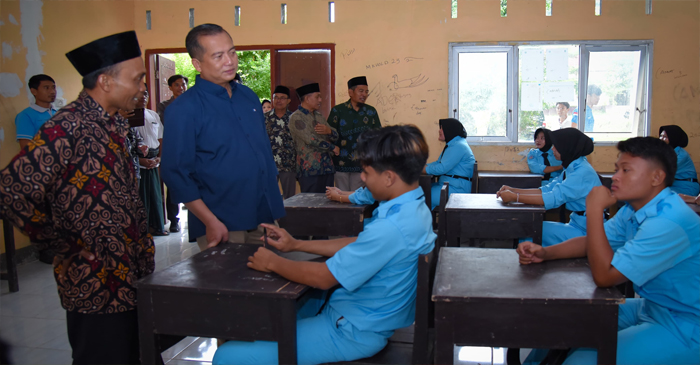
[170,222,181,233]
[38,249,55,264]
[151,231,169,236]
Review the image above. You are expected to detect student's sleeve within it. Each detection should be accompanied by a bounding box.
[289,114,335,152]
[603,206,631,251]
[349,187,375,205]
[540,169,596,210]
[14,112,37,141]
[611,218,694,286]
[527,150,546,175]
[160,102,201,204]
[326,221,403,291]
[425,144,464,176]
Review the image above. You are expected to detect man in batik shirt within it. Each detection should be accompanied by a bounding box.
[0,31,154,365]
[327,76,382,191]
[289,83,339,193]
[265,85,297,199]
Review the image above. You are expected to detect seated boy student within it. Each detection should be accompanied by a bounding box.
[517,137,700,365]
[213,125,436,365]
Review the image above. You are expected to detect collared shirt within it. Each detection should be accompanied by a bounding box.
[134,109,163,149]
[15,103,57,140]
[326,187,436,332]
[571,107,595,132]
[606,188,700,346]
[0,91,155,314]
[671,146,700,196]
[540,156,601,229]
[327,100,381,172]
[156,97,174,124]
[527,148,563,186]
[161,76,285,238]
[289,106,339,177]
[349,186,375,205]
[265,110,296,173]
[425,136,476,195]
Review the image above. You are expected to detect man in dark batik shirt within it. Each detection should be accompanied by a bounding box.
[0,31,154,365]
[265,85,296,199]
[328,76,382,191]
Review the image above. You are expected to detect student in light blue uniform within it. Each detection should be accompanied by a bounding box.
[518,137,699,365]
[659,125,699,196]
[214,125,436,365]
[527,128,563,186]
[498,128,601,247]
[424,118,475,209]
[15,74,57,149]
[570,84,601,132]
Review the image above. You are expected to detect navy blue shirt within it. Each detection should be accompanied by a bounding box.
[161,76,285,238]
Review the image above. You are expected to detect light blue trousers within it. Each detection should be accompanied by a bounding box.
[525,298,700,365]
[541,221,586,247]
[212,292,392,365]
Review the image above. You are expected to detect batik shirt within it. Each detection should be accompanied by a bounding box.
[289,106,339,177]
[327,100,381,173]
[265,110,296,173]
[0,91,155,314]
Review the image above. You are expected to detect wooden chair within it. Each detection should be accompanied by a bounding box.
[471,161,478,194]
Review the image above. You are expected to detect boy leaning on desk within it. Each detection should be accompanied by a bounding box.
[518,137,700,365]
[212,125,437,365]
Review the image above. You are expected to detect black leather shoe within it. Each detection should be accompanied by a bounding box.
[170,222,181,233]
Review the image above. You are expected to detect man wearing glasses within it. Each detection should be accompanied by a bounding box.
[266,85,297,199]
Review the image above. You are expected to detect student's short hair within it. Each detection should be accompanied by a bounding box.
[28,74,55,90]
[82,64,120,90]
[168,74,188,86]
[588,84,602,96]
[185,23,229,60]
[556,101,570,109]
[617,137,677,187]
[357,125,429,184]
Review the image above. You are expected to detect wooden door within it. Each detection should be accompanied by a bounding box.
[274,50,333,117]
[154,55,176,111]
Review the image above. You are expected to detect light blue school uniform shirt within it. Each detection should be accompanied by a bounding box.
[606,188,700,347]
[541,156,601,226]
[670,146,700,196]
[326,187,436,332]
[425,136,475,208]
[348,186,375,205]
[571,107,595,132]
[527,148,563,186]
[15,103,57,141]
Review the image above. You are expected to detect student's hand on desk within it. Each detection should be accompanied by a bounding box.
[247,247,276,272]
[205,219,229,248]
[496,185,512,197]
[260,223,297,252]
[314,124,332,135]
[498,189,516,203]
[325,187,341,201]
[54,249,95,284]
[516,242,545,265]
[586,186,616,212]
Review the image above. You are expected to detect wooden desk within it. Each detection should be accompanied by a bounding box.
[433,248,624,365]
[137,243,317,365]
[477,171,542,194]
[279,193,373,236]
[445,194,545,246]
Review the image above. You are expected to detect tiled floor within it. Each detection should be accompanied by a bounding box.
[1,210,523,365]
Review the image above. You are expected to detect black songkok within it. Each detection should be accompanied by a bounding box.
[296,83,320,98]
[66,31,142,76]
[273,85,290,97]
[348,76,368,88]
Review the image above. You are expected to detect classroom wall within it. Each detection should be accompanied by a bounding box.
[1,0,699,252]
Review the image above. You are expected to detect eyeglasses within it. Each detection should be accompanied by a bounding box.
[273,95,289,100]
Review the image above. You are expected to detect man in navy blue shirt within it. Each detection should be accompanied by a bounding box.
[161,24,285,250]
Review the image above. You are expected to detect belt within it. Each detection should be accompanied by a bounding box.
[570,210,585,216]
[675,178,699,183]
[440,174,472,182]
[569,209,609,220]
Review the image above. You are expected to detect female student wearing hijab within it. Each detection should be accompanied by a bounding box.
[659,125,700,196]
[423,118,476,209]
[527,128,563,186]
[497,128,601,247]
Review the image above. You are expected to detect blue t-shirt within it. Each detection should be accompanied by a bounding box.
[527,148,563,186]
[670,146,699,196]
[606,188,700,346]
[161,76,285,237]
[571,107,594,132]
[540,156,601,229]
[425,136,476,195]
[15,104,56,140]
[326,187,436,332]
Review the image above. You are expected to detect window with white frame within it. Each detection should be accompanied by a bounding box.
[448,41,652,143]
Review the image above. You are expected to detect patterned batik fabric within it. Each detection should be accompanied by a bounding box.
[265,110,296,173]
[0,91,155,314]
[327,100,381,173]
[289,106,339,177]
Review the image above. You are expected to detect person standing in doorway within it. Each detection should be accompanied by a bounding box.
[266,85,297,199]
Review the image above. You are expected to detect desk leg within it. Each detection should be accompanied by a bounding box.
[532,213,543,245]
[597,306,618,365]
[274,299,298,365]
[138,290,161,365]
[434,303,454,365]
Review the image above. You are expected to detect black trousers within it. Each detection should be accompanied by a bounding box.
[66,310,140,365]
[298,174,335,193]
[165,186,179,225]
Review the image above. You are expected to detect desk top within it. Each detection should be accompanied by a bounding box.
[445,193,545,212]
[433,248,624,305]
[283,193,370,211]
[136,243,313,299]
[478,171,544,179]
